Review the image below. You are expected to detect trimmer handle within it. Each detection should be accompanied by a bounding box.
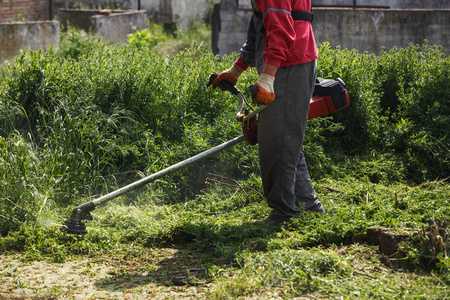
[248,84,259,100]
[207,72,266,119]
[207,72,240,95]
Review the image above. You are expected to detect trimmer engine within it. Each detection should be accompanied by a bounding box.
[308,77,350,120]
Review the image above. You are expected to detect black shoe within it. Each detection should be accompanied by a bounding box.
[305,203,326,213]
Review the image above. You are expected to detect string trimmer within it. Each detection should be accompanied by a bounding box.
[61,74,349,234]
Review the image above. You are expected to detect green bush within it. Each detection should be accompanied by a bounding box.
[317,43,383,152]
[127,28,166,50]
[317,42,449,181]
[375,43,450,181]
[59,27,107,59]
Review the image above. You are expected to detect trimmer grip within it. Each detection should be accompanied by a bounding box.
[248,85,259,99]
[207,72,240,95]
[207,72,219,87]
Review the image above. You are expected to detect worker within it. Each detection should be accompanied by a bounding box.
[212,0,325,225]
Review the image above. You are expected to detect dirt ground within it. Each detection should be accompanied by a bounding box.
[0,247,215,300]
[1,242,446,299]
[0,244,396,300]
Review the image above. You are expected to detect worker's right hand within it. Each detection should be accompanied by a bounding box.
[212,65,244,91]
[249,73,275,106]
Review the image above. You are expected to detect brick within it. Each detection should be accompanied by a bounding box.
[0,0,48,22]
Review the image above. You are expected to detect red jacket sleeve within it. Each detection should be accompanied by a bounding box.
[254,0,296,67]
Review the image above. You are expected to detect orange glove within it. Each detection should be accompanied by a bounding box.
[212,65,243,91]
[249,73,275,105]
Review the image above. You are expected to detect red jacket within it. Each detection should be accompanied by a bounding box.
[236,0,318,71]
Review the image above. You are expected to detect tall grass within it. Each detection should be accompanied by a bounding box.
[0,28,257,234]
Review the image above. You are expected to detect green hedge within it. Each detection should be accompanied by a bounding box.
[316,42,449,181]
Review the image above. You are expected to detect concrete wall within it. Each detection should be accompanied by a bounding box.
[59,9,148,44]
[311,0,450,9]
[53,0,211,30]
[0,21,59,62]
[312,8,450,54]
[161,0,214,30]
[52,0,159,21]
[91,11,148,44]
[213,0,252,56]
[52,0,140,10]
[2,0,449,25]
[214,1,450,56]
[2,1,449,63]
[0,9,147,62]
[140,0,159,21]
[59,9,109,32]
[0,0,48,22]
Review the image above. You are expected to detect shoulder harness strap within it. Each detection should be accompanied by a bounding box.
[291,10,314,22]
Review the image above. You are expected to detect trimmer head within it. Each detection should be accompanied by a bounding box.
[61,219,88,234]
[60,201,95,235]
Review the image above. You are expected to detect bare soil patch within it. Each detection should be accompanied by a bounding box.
[0,247,213,299]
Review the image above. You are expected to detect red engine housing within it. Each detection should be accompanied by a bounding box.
[308,90,350,120]
[307,77,350,120]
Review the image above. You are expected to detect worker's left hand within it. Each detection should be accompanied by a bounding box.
[249,73,275,105]
[212,65,243,91]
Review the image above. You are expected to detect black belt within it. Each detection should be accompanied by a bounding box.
[291,10,314,22]
[255,10,313,23]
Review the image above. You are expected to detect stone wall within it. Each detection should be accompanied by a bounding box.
[0,0,48,22]
[0,21,59,62]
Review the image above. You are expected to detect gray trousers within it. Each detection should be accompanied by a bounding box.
[257,60,324,220]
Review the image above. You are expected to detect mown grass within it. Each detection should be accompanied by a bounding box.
[0,23,449,298]
[1,177,447,298]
